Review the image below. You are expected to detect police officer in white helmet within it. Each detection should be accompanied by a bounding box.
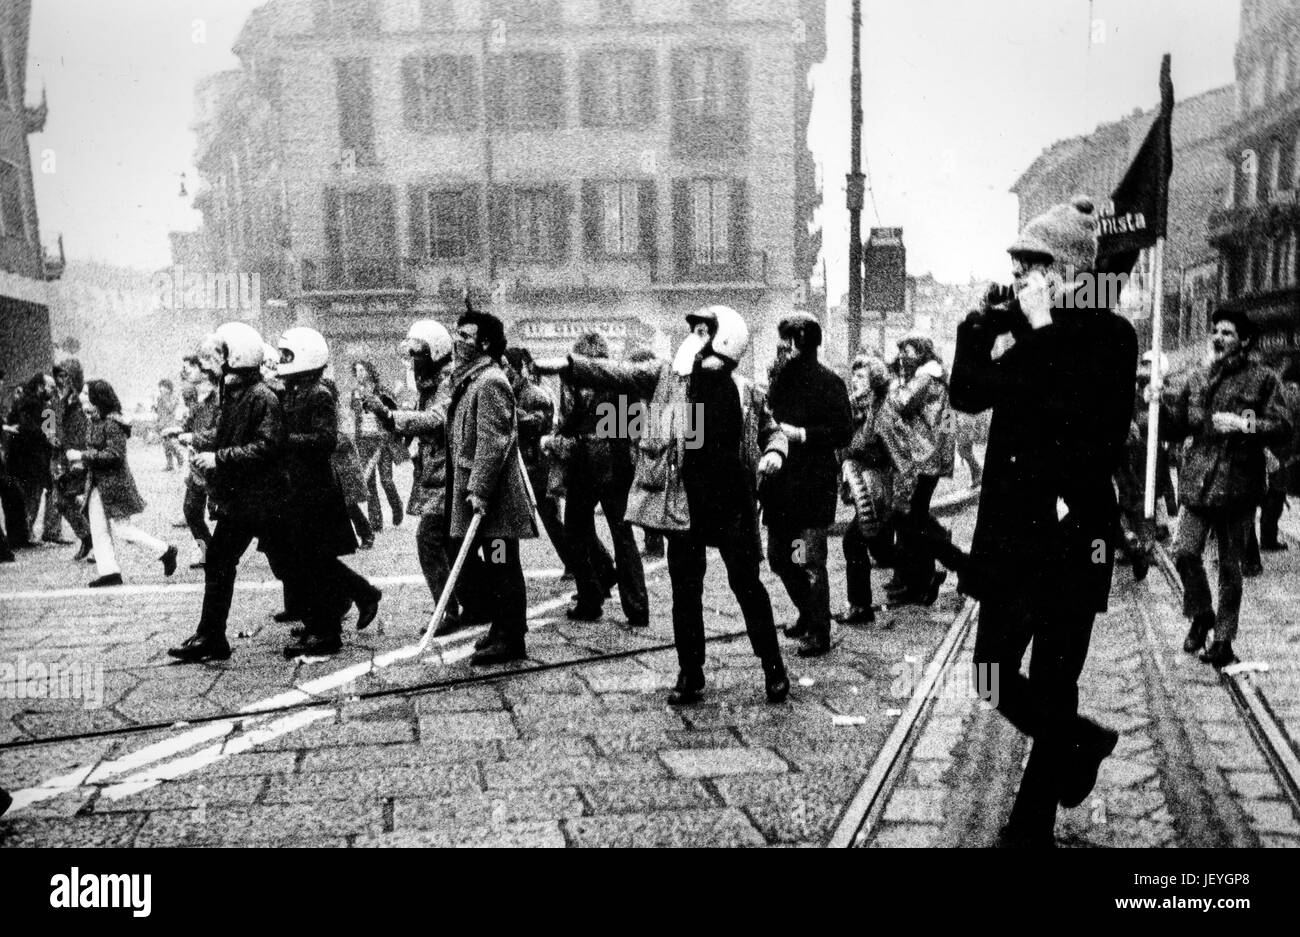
[170,322,287,663]
[534,305,792,705]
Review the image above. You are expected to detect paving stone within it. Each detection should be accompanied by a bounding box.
[714,768,861,844]
[1224,770,1282,801]
[1098,758,1157,788]
[484,755,666,789]
[261,764,481,803]
[301,740,499,772]
[1240,799,1300,836]
[581,780,718,814]
[564,808,765,847]
[592,727,741,755]
[418,711,519,742]
[198,749,301,778]
[0,813,146,848]
[518,709,686,738]
[262,718,415,749]
[133,803,384,846]
[393,787,585,829]
[92,775,267,812]
[868,822,942,848]
[661,747,788,779]
[582,663,676,694]
[883,787,947,824]
[357,822,566,848]
[498,736,598,760]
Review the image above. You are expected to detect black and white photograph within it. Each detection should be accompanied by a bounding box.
[0,0,1296,901]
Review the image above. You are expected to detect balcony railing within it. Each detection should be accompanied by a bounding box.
[1209,192,1300,245]
[300,256,415,293]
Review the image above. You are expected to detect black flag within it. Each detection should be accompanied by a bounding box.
[1097,55,1174,277]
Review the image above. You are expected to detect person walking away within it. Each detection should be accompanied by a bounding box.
[6,374,54,539]
[878,333,957,606]
[67,379,178,587]
[444,308,538,665]
[277,328,379,657]
[49,359,93,554]
[535,305,791,704]
[155,379,182,472]
[351,360,404,531]
[326,380,374,549]
[1160,308,1291,667]
[555,333,648,629]
[837,352,895,625]
[949,195,1136,848]
[168,323,285,663]
[762,312,852,657]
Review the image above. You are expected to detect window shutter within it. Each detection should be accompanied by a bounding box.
[672,179,690,276]
[549,55,566,130]
[324,186,342,258]
[378,185,399,258]
[486,58,507,129]
[552,184,572,260]
[579,51,598,127]
[460,57,479,129]
[581,180,601,256]
[408,186,427,260]
[461,186,482,261]
[402,57,423,130]
[728,48,749,152]
[489,186,510,262]
[637,51,657,125]
[729,177,749,274]
[638,180,658,264]
[670,49,689,146]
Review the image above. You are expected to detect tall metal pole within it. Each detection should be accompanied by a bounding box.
[1143,237,1166,520]
[846,0,865,358]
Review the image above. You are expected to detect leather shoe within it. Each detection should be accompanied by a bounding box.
[1058,725,1119,808]
[1182,612,1214,654]
[0,787,11,818]
[168,634,232,663]
[1261,540,1288,552]
[284,633,343,659]
[160,545,178,577]
[763,659,790,703]
[88,573,123,588]
[72,537,92,561]
[42,535,73,546]
[784,620,809,640]
[272,609,301,624]
[566,602,603,622]
[470,639,527,666]
[1131,553,1150,582]
[1199,640,1238,668]
[355,588,382,631]
[1243,562,1263,578]
[922,570,948,606]
[667,668,705,706]
[289,624,307,639]
[796,634,832,658]
[835,605,875,625]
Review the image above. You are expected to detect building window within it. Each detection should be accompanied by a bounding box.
[1242,151,1258,207]
[1250,66,1267,109]
[315,0,379,32]
[492,186,570,262]
[690,179,730,266]
[1285,230,1298,287]
[580,50,655,127]
[421,0,455,26]
[486,0,561,27]
[599,0,634,22]
[582,180,653,257]
[692,0,728,18]
[408,188,480,261]
[336,59,376,165]
[488,54,565,130]
[1264,237,1276,291]
[0,39,9,108]
[0,162,25,240]
[671,47,748,156]
[322,185,399,288]
[1274,48,1290,97]
[1269,141,1282,195]
[403,56,477,130]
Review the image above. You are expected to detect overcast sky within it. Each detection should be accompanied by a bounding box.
[27,0,1240,285]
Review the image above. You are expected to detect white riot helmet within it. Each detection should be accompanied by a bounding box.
[214,321,265,371]
[261,344,280,377]
[278,327,330,376]
[705,305,748,364]
[405,319,453,363]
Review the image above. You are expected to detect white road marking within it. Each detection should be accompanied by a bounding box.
[7,558,666,814]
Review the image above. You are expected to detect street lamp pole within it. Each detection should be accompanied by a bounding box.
[846,0,865,358]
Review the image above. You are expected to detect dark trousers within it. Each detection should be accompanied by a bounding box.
[183,483,211,546]
[974,596,1102,835]
[19,479,46,534]
[665,525,780,673]
[0,472,31,547]
[643,529,665,556]
[766,521,830,641]
[1174,505,1252,643]
[347,503,373,544]
[843,520,894,609]
[526,461,573,571]
[416,512,460,626]
[52,480,90,541]
[1260,482,1286,547]
[197,520,260,639]
[357,436,402,529]
[565,472,648,625]
[897,474,941,589]
[270,544,375,625]
[162,437,182,470]
[452,534,526,642]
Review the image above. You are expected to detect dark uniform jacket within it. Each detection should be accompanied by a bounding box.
[763,355,852,528]
[192,371,286,525]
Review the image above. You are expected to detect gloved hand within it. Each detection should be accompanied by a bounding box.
[917,360,944,380]
[468,493,489,515]
[778,423,806,444]
[757,451,784,477]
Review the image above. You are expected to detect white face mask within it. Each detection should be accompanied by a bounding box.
[673,333,707,376]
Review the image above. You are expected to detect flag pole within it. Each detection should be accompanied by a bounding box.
[1143,236,1166,520]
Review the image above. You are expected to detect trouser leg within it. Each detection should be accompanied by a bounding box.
[564,482,605,607]
[717,527,781,664]
[666,530,707,673]
[41,487,63,539]
[56,481,90,540]
[197,521,257,639]
[766,519,810,626]
[1213,508,1251,644]
[843,520,874,609]
[87,488,121,577]
[0,474,28,545]
[184,485,211,546]
[376,447,403,522]
[1260,485,1285,545]
[1172,508,1214,622]
[416,513,459,622]
[358,437,383,530]
[480,537,526,642]
[601,478,647,625]
[348,503,373,543]
[114,521,169,558]
[899,474,939,589]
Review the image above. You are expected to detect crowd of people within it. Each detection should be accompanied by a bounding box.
[2,193,1298,847]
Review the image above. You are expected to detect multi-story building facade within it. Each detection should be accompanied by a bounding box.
[189,0,824,387]
[1207,0,1300,369]
[0,0,61,392]
[1011,84,1236,371]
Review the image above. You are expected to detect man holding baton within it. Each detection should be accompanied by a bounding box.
[446,307,538,666]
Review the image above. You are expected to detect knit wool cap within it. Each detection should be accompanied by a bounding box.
[1008,195,1099,272]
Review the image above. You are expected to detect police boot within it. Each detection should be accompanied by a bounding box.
[1182,612,1214,654]
[667,667,705,706]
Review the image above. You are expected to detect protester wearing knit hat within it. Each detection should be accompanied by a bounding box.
[950,194,1137,847]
